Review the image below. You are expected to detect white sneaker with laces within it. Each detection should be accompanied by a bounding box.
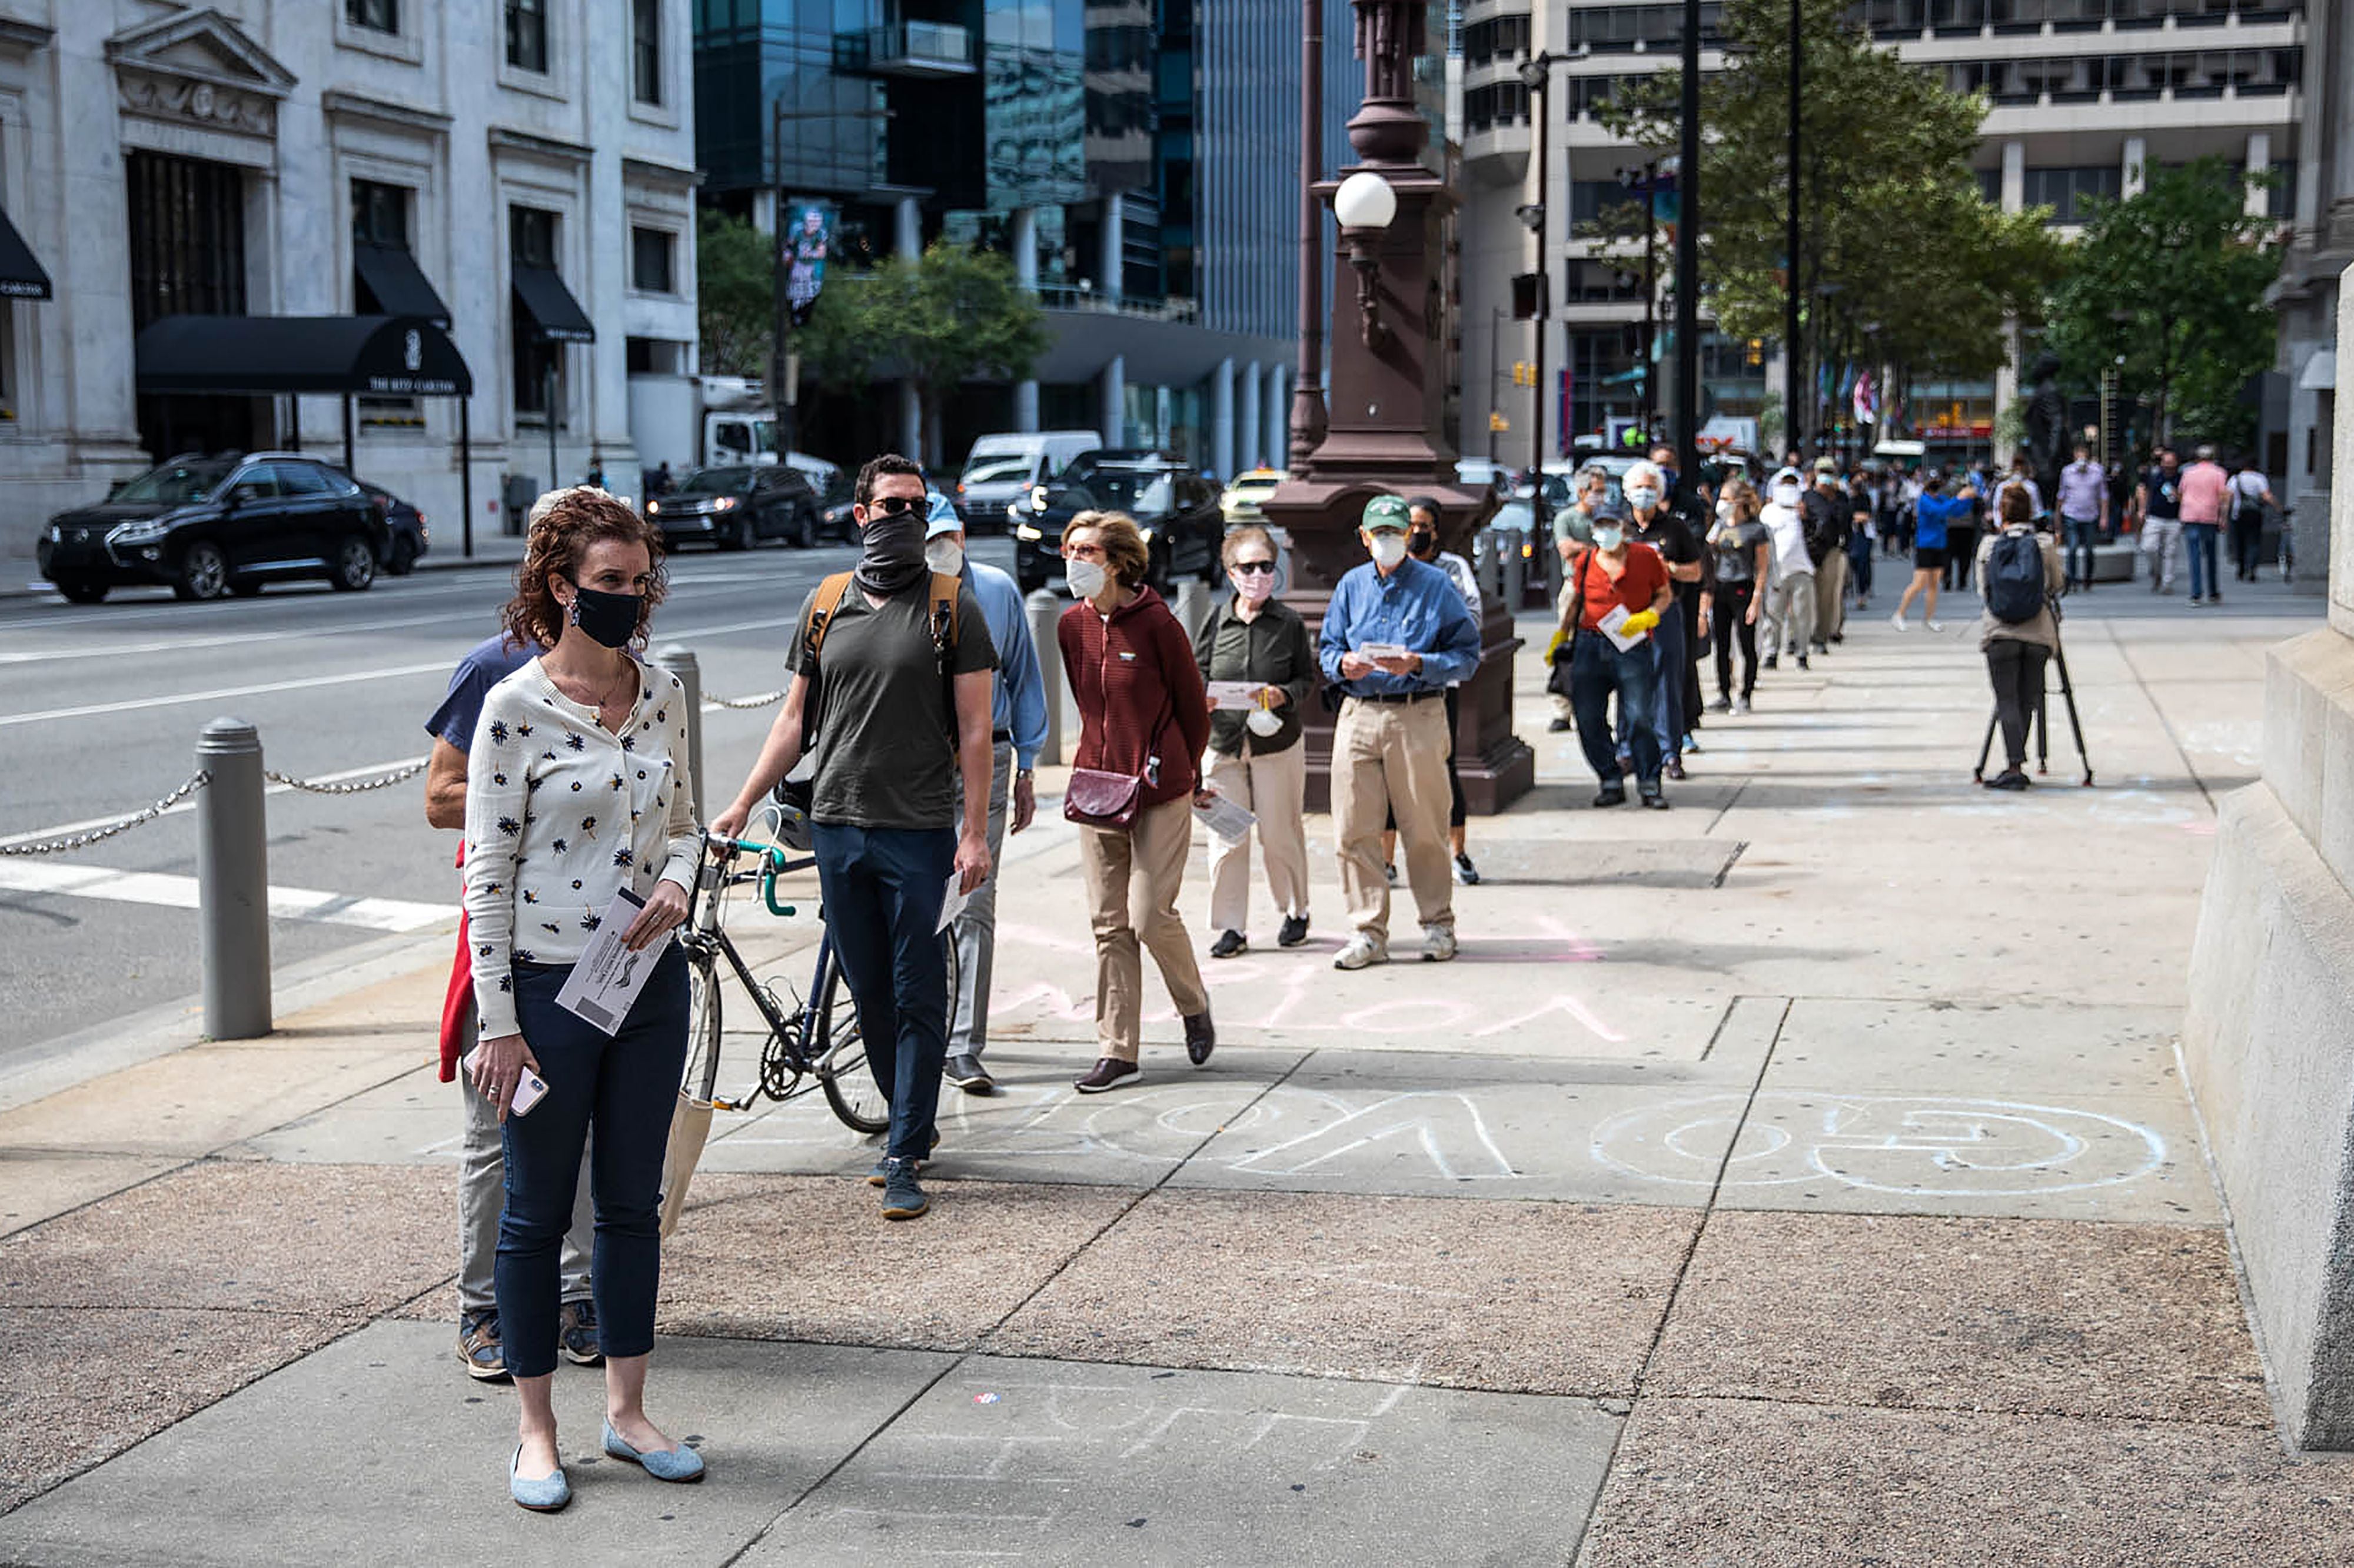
[1890,611,1909,631]
[1419,924,1458,963]
[1925,618,1944,632]
[1334,933,1389,971]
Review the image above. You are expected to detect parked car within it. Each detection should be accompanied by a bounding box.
[814,473,857,543]
[646,463,818,550]
[38,452,388,604]
[1012,451,1225,597]
[346,478,427,574]
[1219,467,1286,523]
[956,430,1100,532]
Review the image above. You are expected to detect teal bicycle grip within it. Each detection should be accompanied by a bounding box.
[757,845,797,918]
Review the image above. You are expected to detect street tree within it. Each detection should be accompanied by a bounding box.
[696,208,772,379]
[862,242,1050,466]
[2040,158,2282,452]
[1600,0,2061,442]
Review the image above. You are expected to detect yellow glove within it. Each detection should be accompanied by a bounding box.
[1621,608,1661,636]
[1547,627,1570,661]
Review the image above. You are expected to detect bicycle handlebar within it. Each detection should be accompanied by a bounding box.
[701,831,813,918]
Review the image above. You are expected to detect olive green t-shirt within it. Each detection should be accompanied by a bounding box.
[786,576,996,831]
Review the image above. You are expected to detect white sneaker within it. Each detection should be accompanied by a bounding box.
[1925,618,1943,632]
[1889,611,1909,631]
[1419,924,1458,963]
[1334,933,1389,971]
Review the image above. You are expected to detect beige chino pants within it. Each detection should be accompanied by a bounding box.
[1332,695,1454,944]
[1077,794,1211,1063]
[1812,551,1847,643]
[1204,742,1309,934]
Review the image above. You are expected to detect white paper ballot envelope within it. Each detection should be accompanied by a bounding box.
[1205,680,1265,712]
[1356,642,1410,661]
[554,888,660,1035]
[1193,790,1257,842]
[1598,604,1646,651]
[937,870,973,934]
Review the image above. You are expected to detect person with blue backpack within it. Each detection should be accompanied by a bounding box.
[1974,485,2066,790]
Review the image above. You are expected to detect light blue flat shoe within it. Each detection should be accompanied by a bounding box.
[603,1421,705,1483]
[510,1444,570,1512]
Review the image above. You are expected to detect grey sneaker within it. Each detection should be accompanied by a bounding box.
[879,1158,929,1220]
[557,1299,602,1366]
[1334,933,1389,971]
[458,1310,508,1381]
[1419,924,1458,963]
[867,1127,942,1186]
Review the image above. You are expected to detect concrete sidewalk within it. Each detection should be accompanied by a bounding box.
[4,577,2352,1565]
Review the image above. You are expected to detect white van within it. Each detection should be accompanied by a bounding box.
[956,430,1102,532]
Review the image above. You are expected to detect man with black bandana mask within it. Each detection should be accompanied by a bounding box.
[713,454,998,1223]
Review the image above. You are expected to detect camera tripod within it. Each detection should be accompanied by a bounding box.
[1972,630,2093,788]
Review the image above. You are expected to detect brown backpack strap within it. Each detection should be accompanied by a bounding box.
[804,571,855,664]
[926,571,962,659]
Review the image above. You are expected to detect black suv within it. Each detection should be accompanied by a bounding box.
[39,454,390,603]
[1012,451,1225,595]
[646,463,819,550]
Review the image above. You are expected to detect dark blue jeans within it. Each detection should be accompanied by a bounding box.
[812,821,955,1163]
[2063,515,2099,585]
[1615,605,1684,763]
[2185,521,2220,599]
[1572,632,1661,791]
[498,943,690,1379]
[1846,535,1874,601]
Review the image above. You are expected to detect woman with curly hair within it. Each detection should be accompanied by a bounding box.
[463,487,707,1509]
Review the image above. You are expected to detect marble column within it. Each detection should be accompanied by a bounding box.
[2123,137,2147,199]
[1264,365,1288,470]
[1211,358,1235,480]
[2246,132,2273,219]
[1102,195,1125,301]
[1238,361,1262,473]
[1100,355,1125,450]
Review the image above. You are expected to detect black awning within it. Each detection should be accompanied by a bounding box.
[0,207,52,300]
[134,314,474,398]
[353,242,451,330]
[513,264,596,344]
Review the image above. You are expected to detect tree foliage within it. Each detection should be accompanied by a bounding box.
[2040,158,2281,451]
[1601,0,2062,435]
[696,208,773,378]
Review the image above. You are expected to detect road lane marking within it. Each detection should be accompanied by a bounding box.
[0,859,455,933]
[0,755,431,850]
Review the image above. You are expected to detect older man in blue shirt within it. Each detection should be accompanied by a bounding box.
[925,494,1049,1094]
[1318,493,1482,970]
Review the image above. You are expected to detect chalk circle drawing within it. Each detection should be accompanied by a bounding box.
[1590,1092,2166,1197]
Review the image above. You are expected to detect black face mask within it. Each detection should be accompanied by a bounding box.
[568,582,643,649]
[854,507,927,596]
[1408,529,1438,560]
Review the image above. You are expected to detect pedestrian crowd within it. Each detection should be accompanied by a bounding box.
[421,433,2279,1511]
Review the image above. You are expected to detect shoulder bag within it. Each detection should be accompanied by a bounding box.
[1066,641,1178,831]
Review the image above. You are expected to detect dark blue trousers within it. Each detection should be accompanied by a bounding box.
[498,944,689,1379]
[1572,632,1662,791]
[812,822,955,1164]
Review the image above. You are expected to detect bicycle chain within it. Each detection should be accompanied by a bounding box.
[0,771,212,857]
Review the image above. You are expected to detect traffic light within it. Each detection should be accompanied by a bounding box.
[1505,360,1537,388]
[1489,411,1511,432]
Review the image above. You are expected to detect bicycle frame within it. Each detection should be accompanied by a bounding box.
[684,833,854,1115]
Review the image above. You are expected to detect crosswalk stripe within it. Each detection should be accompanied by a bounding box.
[0,860,455,933]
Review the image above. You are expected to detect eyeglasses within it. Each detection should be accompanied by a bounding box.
[867,495,920,517]
[1229,560,1276,576]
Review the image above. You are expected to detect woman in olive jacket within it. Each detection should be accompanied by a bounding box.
[1193,525,1318,958]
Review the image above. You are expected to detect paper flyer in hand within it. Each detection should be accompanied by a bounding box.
[554,888,656,1036]
[1356,642,1410,661]
[1205,680,1265,713]
[1193,790,1257,841]
[1598,604,1646,652]
[937,870,973,934]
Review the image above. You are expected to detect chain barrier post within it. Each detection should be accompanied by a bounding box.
[1025,589,1063,767]
[649,645,704,823]
[196,718,271,1040]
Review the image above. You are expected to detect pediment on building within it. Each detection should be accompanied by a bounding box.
[109,8,295,139]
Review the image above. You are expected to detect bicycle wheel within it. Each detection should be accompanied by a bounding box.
[813,933,960,1136]
[683,946,724,1102]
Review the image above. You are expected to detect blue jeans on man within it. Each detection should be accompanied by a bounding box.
[1614,606,1684,763]
[1573,634,1662,793]
[811,821,954,1163]
[2063,515,2099,587]
[2185,521,2221,600]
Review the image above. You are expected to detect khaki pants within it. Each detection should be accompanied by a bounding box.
[1548,581,1579,721]
[1205,741,1309,934]
[1332,695,1454,944]
[1077,794,1211,1062]
[1812,551,1847,643]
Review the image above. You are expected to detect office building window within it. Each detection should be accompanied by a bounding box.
[353,180,408,248]
[506,0,547,74]
[631,227,674,294]
[511,206,559,417]
[632,0,661,105]
[2023,165,2120,224]
[347,0,398,32]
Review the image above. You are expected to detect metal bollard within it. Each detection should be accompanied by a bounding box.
[649,645,704,823]
[197,718,271,1040]
[1025,589,1064,767]
[1502,534,1527,612]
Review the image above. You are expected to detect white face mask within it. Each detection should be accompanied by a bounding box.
[1771,483,1801,508]
[1625,485,1660,511]
[924,540,964,577]
[1592,525,1625,551]
[1065,558,1109,600]
[1245,705,1284,737]
[1715,498,1735,522]
[1369,533,1408,569]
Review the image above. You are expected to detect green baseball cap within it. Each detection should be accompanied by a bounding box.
[1361,494,1411,532]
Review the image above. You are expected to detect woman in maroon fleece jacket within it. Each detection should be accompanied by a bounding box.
[1056,510,1217,1094]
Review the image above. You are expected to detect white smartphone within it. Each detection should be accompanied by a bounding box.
[462,1046,549,1117]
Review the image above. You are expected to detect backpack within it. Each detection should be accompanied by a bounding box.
[1986,532,2045,624]
[774,571,963,817]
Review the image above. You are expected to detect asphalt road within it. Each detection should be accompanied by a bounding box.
[0,538,1018,1063]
